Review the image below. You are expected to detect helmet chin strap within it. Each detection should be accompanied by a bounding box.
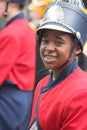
[68,35,79,60]
[57,35,78,69]
[4,0,10,17]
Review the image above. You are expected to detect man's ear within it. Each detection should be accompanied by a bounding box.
[74,44,82,56]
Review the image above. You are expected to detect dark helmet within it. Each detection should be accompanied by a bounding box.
[10,0,25,6]
[37,1,87,50]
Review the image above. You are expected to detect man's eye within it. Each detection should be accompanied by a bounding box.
[41,39,48,45]
[56,41,63,46]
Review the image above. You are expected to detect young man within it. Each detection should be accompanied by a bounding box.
[28,1,87,130]
[0,0,36,130]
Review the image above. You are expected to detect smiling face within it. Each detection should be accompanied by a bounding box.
[40,29,81,77]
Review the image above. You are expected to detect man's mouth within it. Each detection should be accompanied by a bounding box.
[43,55,57,63]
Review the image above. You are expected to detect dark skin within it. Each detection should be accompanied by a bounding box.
[40,29,81,78]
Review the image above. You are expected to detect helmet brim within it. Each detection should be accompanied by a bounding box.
[37,23,72,35]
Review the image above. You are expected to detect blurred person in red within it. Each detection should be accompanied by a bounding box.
[0,0,36,130]
[28,1,87,130]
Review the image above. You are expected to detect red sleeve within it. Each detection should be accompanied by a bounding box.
[0,33,20,85]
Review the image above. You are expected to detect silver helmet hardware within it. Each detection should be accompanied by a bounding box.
[43,5,64,24]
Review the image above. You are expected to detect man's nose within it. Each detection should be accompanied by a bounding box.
[46,42,55,51]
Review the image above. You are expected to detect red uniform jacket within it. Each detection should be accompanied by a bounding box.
[0,18,36,90]
[29,67,87,130]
